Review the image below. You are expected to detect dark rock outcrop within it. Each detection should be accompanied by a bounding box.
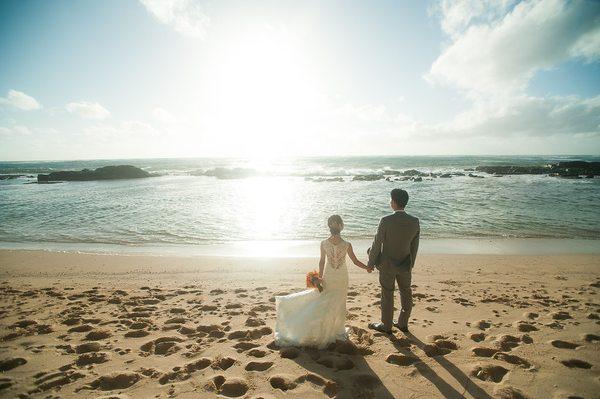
[0,174,29,180]
[476,161,600,177]
[352,174,384,181]
[475,165,550,175]
[37,165,151,183]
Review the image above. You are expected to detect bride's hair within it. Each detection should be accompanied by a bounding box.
[327,215,344,235]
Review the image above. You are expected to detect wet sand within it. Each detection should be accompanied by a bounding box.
[0,249,599,398]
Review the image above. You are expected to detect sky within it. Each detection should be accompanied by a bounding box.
[0,0,599,161]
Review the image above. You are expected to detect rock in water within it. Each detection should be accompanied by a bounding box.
[475,161,600,176]
[37,165,151,182]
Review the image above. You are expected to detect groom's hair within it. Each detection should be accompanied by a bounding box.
[391,189,409,208]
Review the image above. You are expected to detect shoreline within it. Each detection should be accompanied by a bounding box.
[1,249,599,280]
[1,237,599,258]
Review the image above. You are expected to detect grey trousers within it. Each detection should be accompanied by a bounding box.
[379,266,412,330]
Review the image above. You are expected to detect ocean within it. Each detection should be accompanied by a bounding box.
[1,155,599,256]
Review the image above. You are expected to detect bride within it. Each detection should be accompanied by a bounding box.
[275,215,372,348]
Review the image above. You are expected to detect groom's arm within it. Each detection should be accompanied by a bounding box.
[368,218,385,268]
[409,220,420,268]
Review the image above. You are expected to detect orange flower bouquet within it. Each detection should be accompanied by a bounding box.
[306,270,323,292]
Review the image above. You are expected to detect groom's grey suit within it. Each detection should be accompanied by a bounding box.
[368,210,420,331]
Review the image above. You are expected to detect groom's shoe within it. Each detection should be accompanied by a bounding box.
[368,322,392,334]
[393,322,409,333]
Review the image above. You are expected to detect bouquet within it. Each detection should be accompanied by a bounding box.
[306,270,323,292]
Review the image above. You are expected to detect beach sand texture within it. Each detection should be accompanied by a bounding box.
[0,250,599,398]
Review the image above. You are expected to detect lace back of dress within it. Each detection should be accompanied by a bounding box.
[324,239,348,269]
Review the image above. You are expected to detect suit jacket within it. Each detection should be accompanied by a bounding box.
[368,211,420,270]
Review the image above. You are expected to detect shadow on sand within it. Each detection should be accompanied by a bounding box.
[387,331,493,399]
[285,331,493,399]
[289,344,395,399]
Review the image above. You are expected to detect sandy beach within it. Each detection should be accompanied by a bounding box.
[0,249,598,398]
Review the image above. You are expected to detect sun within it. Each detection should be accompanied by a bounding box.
[204,30,318,158]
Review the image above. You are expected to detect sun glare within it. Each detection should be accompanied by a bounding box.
[206,31,318,158]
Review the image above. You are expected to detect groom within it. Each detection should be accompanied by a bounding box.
[367,188,420,334]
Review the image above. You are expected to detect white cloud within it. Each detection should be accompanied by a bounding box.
[152,107,176,123]
[427,0,600,96]
[0,90,42,110]
[140,0,210,39]
[429,0,517,39]
[0,125,32,136]
[84,120,159,140]
[66,101,111,119]
[441,94,600,138]
[418,0,600,146]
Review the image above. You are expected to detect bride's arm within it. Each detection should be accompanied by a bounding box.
[348,243,370,271]
[318,242,326,279]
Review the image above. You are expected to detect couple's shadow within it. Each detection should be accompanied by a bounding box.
[288,330,493,399]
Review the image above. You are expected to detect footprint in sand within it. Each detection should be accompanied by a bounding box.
[471,364,509,383]
[316,354,355,370]
[469,332,486,342]
[125,329,150,338]
[31,370,87,393]
[493,352,531,368]
[0,377,13,391]
[75,342,101,353]
[251,304,275,312]
[296,373,338,397]
[473,320,491,330]
[433,339,458,350]
[245,317,266,327]
[247,348,268,358]
[583,333,599,342]
[84,329,112,341]
[471,346,499,357]
[140,336,184,356]
[208,375,249,398]
[233,342,260,352]
[245,361,273,371]
[551,311,572,320]
[515,321,538,332]
[75,352,109,366]
[68,324,94,333]
[495,335,522,351]
[0,357,27,372]
[85,372,141,391]
[279,347,300,359]
[197,324,225,338]
[386,353,420,366]
[269,374,298,391]
[228,327,272,341]
[560,359,592,369]
[185,357,212,372]
[165,317,186,325]
[62,317,82,326]
[212,356,237,370]
[493,385,529,399]
[423,344,451,357]
[550,340,580,349]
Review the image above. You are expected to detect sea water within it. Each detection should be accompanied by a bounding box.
[1,156,599,256]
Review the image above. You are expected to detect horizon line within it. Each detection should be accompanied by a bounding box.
[1,154,600,163]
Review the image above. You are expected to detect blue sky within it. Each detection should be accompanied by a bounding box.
[0,0,599,160]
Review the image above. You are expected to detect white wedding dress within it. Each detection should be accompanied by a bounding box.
[274,238,349,348]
